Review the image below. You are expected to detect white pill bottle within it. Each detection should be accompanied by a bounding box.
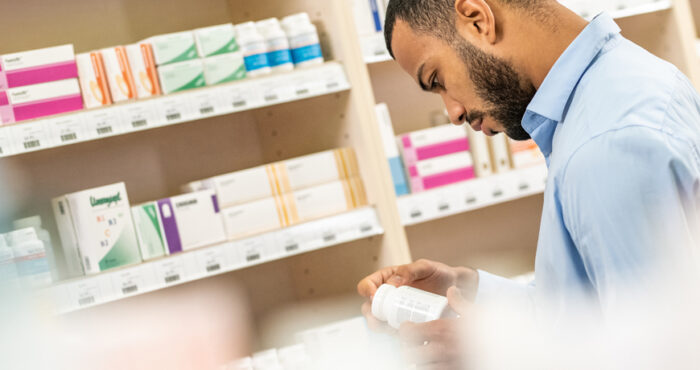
[281,13,324,68]
[235,22,272,77]
[8,228,52,289]
[13,216,58,281]
[256,18,294,73]
[372,284,450,329]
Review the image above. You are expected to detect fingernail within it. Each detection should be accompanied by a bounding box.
[388,275,403,285]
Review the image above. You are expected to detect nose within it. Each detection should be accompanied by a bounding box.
[441,92,467,126]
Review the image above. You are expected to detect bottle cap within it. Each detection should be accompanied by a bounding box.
[371,284,395,322]
[13,215,42,230]
[235,21,259,36]
[7,228,38,246]
[282,12,311,26]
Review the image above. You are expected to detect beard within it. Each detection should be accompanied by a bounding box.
[452,37,536,141]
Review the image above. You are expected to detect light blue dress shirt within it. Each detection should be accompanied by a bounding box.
[476,14,700,322]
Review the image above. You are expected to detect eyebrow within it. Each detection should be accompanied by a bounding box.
[417,64,429,92]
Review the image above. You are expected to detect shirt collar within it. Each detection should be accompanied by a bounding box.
[522,13,621,153]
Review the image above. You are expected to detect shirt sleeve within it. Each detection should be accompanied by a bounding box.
[559,126,700,318]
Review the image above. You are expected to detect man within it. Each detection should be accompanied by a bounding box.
[358,0,700,367]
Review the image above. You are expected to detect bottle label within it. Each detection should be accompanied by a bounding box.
[291,44,323,64]
[15,253,49,277]
[267,49,293,67]
[243,53,270,72]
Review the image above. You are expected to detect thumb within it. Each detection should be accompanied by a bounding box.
[447,286,470,317]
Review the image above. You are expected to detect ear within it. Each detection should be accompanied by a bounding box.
[454,0,497,45]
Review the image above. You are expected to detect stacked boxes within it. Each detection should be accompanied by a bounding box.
[0,44,82,124]
[75,52,111,108]
[125,43,161,99]
[52,183,141,275]
[186,148,367,240]
[399,125,475,193]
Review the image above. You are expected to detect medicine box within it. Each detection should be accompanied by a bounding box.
[125,43,162,98]
[509,139,545,168]
[221,196,287,240]
[184,148,360,208]
[157,59,205,94]
[131,202,168,261]
[52,182,141,275]
[149,32,199,66]
[282,177,368,223]
[399,124,470,166]
[156,190,226,254]
[0,44,78,90]
[203,52,246,86]
[488,135,513,173]
[407,151,475,193]
[194,24,239,57]
[467,129,494,178]
[100,47,137,102]
[76,52,112,108]
[0,79,83,124]
[375,103,409,196]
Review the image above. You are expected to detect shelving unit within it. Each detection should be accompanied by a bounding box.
[47,207,382,314]
[2,0,699,360]
[0,63,350,157]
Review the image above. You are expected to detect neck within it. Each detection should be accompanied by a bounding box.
[505,3,588,89]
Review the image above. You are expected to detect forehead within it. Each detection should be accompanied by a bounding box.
[391,19,440,80]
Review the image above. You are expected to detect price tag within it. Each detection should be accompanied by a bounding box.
[223,81,261,111]
[49,114,88,146]
[158,96,191,125]
[67,280,102,308]
[12,120,53,153]
[195,246,227,275]
[236,238,267,264]
[154,257,186,286]
[288,72,324,98]
[111,268,147,297]
[276,230,303,254]
[85,108,123,138]
[319,64,349,91]
[259,78,294,104]
[122,101,159,131]
[192,91,221,117]
[0,126,17,156]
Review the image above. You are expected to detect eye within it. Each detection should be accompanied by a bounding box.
[430,73,442,91]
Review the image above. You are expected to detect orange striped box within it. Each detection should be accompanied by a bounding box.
[282,177,368,224]
[100,46,136,102]
[125,43,161,98]
[76,52,112,108]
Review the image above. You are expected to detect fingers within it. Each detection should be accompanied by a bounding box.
[394,259,439,286]
[357,266,398,298]
[446,286,470,317]
[399,320,464,367]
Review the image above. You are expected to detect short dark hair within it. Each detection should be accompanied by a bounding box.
[384,0,543,58]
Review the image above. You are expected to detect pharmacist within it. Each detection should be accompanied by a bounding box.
[358,0,700,366]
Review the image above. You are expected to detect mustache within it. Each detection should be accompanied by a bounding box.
[466,110,486,124]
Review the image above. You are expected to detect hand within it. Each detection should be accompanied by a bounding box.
[399,287,473,369]
[357,259,479,332]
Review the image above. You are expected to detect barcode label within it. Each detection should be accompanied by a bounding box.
[360,224,373,233]
[206,264,221,273]
[264,94,278,102]
[78,296,95,306]
[199,107,214,115]
[519,183,530,191]
[327,82,339,89]
[285,244,299,252]
[122,285,138,294]
[60,133,77,142]
[246,254,260,262]
[166,113,181,121]
[323,234,336,242]
[132,119,147,128]
[0,147,4,154]
[493,189,504,197]
[296,88,309,96]
[466,197,477,204]
[438,203,450,211]
[164,274,180,284]
[232,100,246,108]
[410,210,423,218]
[23,140,40,149]
[96,126,113,135]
